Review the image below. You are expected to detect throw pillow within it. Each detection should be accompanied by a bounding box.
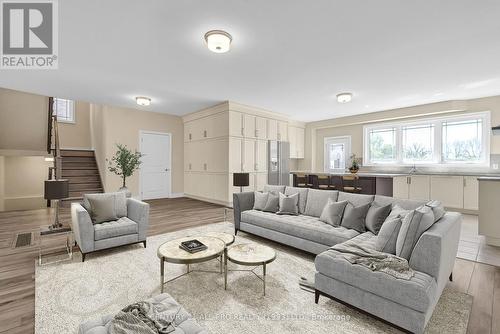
[263,192,279,213]
[263,185,286,194]
[396,206,435,259]
[304,189,339,217]
[341,202,371,233]
[365,203,392,235]
[387,204,411,220]
[253,191,269,211]
[85,193,117,224]
[375,217,403,254]
[284,187,309,214]
[319,199,348,227]
[426,200,445,222]
[114,192,128,218]
[277,193,299,215]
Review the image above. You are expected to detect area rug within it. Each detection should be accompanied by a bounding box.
[35,222,472,334]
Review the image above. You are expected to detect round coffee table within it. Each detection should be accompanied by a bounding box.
[225,243,276,296]
[204,231,235,247]
[157,236,225,293]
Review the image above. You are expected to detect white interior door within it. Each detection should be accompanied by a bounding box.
[140,132,171,200]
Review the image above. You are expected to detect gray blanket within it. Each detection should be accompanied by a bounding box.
[110,301,179,334]
[331,243,415,280]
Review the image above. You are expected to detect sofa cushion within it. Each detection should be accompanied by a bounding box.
[253,191,269,211]
[387,204,411,220]
[284,186,309,214]
[315,249,437,312]
[319,199,348,227]
[94,217,138,241]
[374,195,426,210]
[374,217,402,254]
[365,203,392,235]
[277,192,299,215]
[341,202,371,233]
[304,189,339,217]
[342,231,378,250]
[263,192,279,213]
[86,193,118,224]
[426,200,446,222]
[338,192,374,206]
[241,210,359,246]
[263,185,285,194]
[83,192,128,220]
[396,206,435,259]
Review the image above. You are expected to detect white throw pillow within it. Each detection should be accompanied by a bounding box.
[396,206,435,259]
[277,193,299,215]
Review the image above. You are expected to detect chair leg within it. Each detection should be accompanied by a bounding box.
[235,229,238,236]
[82,253,86,262]
[142,240,147,248]
[315,290,320,304]
[449,272,453,282]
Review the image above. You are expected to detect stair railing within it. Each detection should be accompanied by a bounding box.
[46,97,63,206]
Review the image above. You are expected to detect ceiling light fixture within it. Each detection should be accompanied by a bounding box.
[336,93,352,103]
[136,96,151,106]
[204,30,232,53]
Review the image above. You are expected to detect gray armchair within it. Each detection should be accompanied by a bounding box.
[71,195,150,262]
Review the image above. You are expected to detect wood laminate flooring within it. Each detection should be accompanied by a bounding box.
[0,198,499,334]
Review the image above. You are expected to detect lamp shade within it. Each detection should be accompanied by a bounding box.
[233,173,250,187]
[44,180,69,200]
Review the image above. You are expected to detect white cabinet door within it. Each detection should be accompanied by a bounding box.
[296,127,305,159]
[268,119,278,140]
[278,121,288,141]
[190,119,205,141]
[206,112,229,138]
[243,114,256,138]
[206,139,228,173]
[256,117,267,139]
[243,139,256,172]
[393,176,409,199]
[430,176,464,208]
[184,122,193,142]
[408,175,430,201]
[288,126,297,158]
[464,176,479,210]
[255,140,267,172]
[229,138,242,172]
[184,142,192,171]
[229,112,243,137]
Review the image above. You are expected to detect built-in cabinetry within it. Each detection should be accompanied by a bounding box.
[183,102,292,206]
[393,174,480,210]
[288,125,305,159]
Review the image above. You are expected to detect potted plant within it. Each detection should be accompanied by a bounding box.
[348,154,361,174]
[107,144,143,197]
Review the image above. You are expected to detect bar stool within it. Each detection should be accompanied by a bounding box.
[342,174,362,193]
[295,173,309,188]
[318,175,335,190]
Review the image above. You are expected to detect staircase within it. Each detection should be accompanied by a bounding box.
[60,149,103,204]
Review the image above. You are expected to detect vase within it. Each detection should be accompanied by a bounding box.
[118,186,132,198]
[349,168,359,174]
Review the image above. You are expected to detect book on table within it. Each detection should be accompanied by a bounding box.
[179,239,207,253]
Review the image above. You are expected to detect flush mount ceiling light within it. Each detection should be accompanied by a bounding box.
[136,96,151,106]
[204,30,232,53]
[336,92,353,103]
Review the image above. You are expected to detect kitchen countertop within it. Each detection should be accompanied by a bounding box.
[291,171,500,178]
[478,176,500,181]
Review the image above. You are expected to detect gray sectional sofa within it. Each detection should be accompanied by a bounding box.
[233,185,462,334]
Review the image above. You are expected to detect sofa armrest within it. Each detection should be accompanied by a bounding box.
[71,203,95,253]
[233,192,255,231]
[127,198,150,241]
[409,212,461,290]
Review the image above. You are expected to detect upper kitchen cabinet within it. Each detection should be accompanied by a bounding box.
[278,121,288,141]
[229,111,244,137]
[243,114,256,138]
[288,125,305,159]
[255,117,268,140]
[268,119,278,140]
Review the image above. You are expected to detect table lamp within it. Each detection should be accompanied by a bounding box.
[233,173,249,192]
[44,179,69,230]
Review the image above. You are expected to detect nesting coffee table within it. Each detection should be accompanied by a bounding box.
[225,243,276,296]
[157,233,235,293]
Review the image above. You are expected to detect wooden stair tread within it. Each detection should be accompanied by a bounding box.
[60,150,95,157]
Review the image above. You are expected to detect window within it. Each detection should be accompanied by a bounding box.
[402,124,435,163]
[53,98,75,123]
[364,112,490,166]
[324,136,351,172]
[368,127,396,163]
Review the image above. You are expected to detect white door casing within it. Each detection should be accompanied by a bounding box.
[140,131,172,200]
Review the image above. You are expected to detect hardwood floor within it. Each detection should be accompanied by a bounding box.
[0,198,499,334]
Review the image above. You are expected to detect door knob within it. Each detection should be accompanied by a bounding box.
[165,168,170,171]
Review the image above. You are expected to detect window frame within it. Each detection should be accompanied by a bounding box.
[53,98,76,124]
[324,135,351,173]
[363,111,490,167]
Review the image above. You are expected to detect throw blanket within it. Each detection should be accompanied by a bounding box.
[331,243,414,280]
[110,301,180,334]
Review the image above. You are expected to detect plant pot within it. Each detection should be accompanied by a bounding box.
[119,186,132,198]
[348,168,359,174]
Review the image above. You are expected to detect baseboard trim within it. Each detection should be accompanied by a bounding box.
[169,192,184,198]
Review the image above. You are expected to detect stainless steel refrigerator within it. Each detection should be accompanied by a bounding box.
[267,141,290,186]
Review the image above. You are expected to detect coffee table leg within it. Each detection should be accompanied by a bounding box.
[263,263,266,296]
[224,249,228,290]
[220,254,223,274]
[187,264,190,273]
[160,257,165,293]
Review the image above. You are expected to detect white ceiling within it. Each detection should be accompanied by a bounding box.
[2,0,500,122]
